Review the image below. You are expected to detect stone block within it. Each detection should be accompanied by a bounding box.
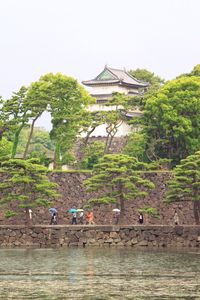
[97,239,104,244]
[105,238,113,243]
[174,226,183,236]
[14,241,21,246]
[131,238,138,245]
[31,233,38,238]
[129,230,136,238]
[79,238,87,244]
[137,240,148,246]
[125,240,132,246]
[68,242,78,247]
[110,232,119,239]
[115,241,124,246]
[87,238,96,244]
[97,231,104,239]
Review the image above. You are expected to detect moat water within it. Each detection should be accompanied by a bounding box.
[0,247,200,299]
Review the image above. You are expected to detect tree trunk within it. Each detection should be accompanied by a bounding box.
[23,116,39,159]
[106,133,115,153]
[104,133,111,154]
[119,197,125,225]
[53,143,62,170]
[104,121,122,153]
[193,201,200,225]
[84,127,96,146]
[11,123,25,158]
[0,126,7,140]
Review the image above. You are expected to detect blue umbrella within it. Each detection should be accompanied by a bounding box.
[68,209,77,213]
[49,208,57,214]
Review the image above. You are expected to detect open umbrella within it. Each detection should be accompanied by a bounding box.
[112,208,120,212]
[68,208,77,213]
[76,209,84,212]
[49,208,57,214]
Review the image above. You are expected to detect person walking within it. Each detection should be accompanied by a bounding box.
[79,211,84,224]
[138,213,144,224]
[72,212,77,225]
[29,209,33,220]
[174,211,179,225]
[86,211,94,225]
[50,212,57,225]
[115,211,120,224]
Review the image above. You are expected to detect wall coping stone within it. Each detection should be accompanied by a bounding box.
[0,225,200,229]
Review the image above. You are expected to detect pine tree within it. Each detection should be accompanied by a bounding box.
[165,151,200,224]
[84,154,154,224]
[0,158,59,224]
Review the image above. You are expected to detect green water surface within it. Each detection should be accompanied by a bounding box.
[0,247,199,299]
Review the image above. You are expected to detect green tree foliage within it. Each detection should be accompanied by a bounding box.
[0,137,12,159]
[128,68,164,92]
[138,206,159,219]
[80,93,130,154]
[84,154,154,223]
[0,158,59,223]
[2,87,29,158]
[17,127,54,165]
[1,73,93,168]
[80,111,105,146]
[103,110,123,153]
[123,132,147,161]
[126,68,165,113]
[40,73,94,169]
[178,64,200,78]
[22,80,51,159]
[140,74,200,165]
[80,140,104,169]
[190,64,200,76]
[165,151,200,224]
[0,96,8,140]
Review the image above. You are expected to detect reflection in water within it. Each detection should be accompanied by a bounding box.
[0,247,200,299]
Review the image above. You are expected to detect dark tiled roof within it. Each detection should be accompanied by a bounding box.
[82,66,149,88]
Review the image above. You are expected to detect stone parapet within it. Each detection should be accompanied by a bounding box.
[0,225,200,249]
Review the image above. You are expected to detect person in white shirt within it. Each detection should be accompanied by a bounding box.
[79,212,84,224]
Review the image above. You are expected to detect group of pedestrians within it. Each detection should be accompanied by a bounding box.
[71,210,94,225]
[49,208,179,226]
[49,209,94,225]
[50,209,144,225]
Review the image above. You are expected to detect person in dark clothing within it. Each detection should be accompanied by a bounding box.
[72,212,77,225]
[115,211,120,224]
[50,212,57,225]
[138,213,144,224]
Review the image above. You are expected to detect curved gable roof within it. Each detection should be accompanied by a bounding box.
[82,66,149,88]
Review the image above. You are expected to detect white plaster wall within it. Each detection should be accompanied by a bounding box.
[88,103,141,114]
[86,85,138,95]
[88,103,122,112]
[81,121,136,137]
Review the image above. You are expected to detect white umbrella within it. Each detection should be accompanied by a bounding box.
[112,208,120,212]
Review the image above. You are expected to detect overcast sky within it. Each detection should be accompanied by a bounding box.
[0,0,199,129]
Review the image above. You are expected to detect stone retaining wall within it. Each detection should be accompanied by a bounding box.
[0,172,196,225]
[1,225,200,248]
